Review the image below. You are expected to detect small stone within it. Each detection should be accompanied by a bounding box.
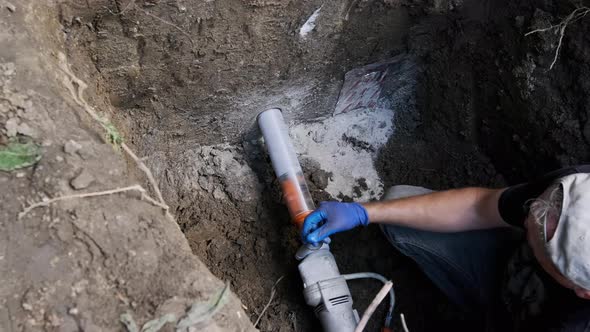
[22,303,32,311]
[198,176,210,191]
[77,147,94,160]
[70,169,94,190]
[55,155,64,162]
[2,62,15,76]
[16,122,36,137]
[203,165,215,175]
[200,146,213,157]
[213,187,226,200]
[64,140,82,155]
[5,3,15,12]
[5,118,18,137]
[47,312,61,327]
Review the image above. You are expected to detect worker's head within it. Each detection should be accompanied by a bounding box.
[524,173,590,299]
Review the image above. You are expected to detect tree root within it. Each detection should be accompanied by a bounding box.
[18,185,168,219]
[103,2,194,46]
[525,6,590,70]
[47,53,174,221]
[254,276,285,328]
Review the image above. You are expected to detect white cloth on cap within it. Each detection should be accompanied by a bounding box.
[546,173,590,289]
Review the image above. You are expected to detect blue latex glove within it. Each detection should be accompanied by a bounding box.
[302,201,369,245]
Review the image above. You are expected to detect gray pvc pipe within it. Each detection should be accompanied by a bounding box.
[257,108,304,179]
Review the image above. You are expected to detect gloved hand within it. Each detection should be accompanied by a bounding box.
[302,201,369,245]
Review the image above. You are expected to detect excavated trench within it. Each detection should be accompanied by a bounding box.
[60,0,590,331]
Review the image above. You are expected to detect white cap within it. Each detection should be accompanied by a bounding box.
[546,173,590,289]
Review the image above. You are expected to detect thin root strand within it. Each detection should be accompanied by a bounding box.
[525,6,590,70]
[254,276,285,327]
[56,52,175,223]
[18,185,168,219]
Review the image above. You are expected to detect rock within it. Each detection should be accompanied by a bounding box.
[207,237,231,260]
[200,146,213,157]
[5,3,16,12]
[70,169,94,190]
[16,122,36,137]
[77,146,94,160]
[198,176,213,192]
[203,165,215,175]
[64,140,82,155]
[1,62,15,76]
[212,187,226,200]
[5,117,18,137]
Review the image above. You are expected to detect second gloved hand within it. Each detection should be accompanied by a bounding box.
[302,201,369,245]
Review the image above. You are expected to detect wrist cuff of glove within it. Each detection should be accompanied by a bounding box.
[354,202,370,227]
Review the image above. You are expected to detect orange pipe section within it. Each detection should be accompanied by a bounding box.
[279,176,314,229]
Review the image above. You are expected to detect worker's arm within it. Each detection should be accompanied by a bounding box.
[363,187,508,232]
[302,187,510,244]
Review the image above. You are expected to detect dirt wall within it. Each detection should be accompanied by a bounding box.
[381,0,590,190]
[58,1,421,331]
[0,2,254,331]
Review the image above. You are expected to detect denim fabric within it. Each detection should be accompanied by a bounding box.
[380,185,523,310]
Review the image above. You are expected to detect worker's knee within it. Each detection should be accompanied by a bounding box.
[379,224,431,253]
[383,185,433,201]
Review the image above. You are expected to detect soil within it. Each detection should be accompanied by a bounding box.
[0,2,253,332]
[2,0,590,331]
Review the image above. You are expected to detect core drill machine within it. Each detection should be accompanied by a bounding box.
[257,108,396,332]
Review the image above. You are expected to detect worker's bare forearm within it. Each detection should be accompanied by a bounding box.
[362,187,509,232]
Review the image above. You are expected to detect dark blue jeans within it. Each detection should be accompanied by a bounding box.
[380,185,523,310]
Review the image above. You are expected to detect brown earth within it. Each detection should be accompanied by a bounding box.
[2,0,590,331]
[0,2,253,331]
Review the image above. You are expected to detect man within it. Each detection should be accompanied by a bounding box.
[302,166,590,331]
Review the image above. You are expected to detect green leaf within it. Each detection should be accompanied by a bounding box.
[103,121,123,149]
[176,282,230,329]
[141,313,176,332]
[120,312,139,332]
[0,141,42,171]
[98,117,123,150]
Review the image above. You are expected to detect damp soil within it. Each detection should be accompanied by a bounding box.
[49,0,590,331]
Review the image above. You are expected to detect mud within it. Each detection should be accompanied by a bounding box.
[2,0,590,331]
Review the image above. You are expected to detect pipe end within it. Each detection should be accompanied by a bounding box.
[256,108,283,123]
